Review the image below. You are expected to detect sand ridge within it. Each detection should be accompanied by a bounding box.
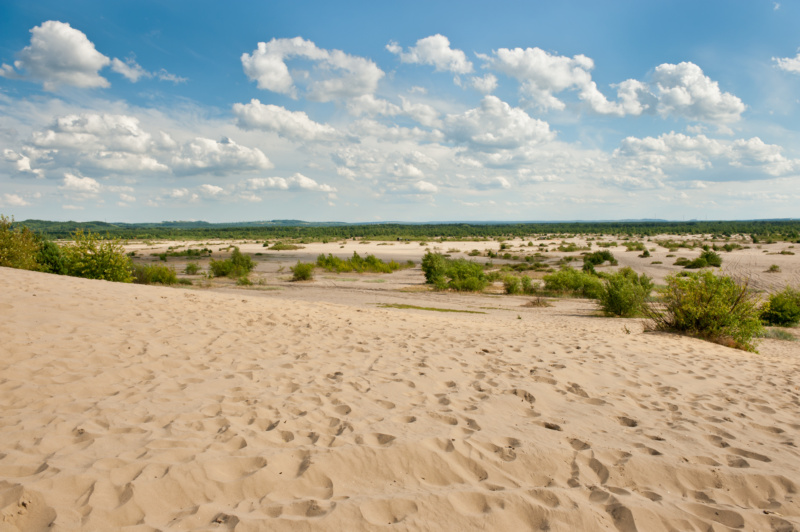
[1,266,799,531]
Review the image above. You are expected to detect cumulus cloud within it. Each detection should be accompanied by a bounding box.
[614,132,799,178]
[444,95,554,150]
[471,74,498,94]
[233,99,340,141]
[3,149,44,178]
[242,173,335,193]
[773,52,800,74]
[412,180,438,193]
[485,46,621,113]
[387,34,473,74]
[0,21,110,90]
[652,62,745,123]
[60,172,102,195]
[346,94,401,116]
[1,193,30,207]
[241,37,383,101]
[171,137,273,176]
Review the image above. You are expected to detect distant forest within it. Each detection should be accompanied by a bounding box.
[12,218,800,242]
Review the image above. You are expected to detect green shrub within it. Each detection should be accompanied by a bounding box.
[132,264,178,285]
[647,271,763,352]
[236,275,253,286]
[0,215,40,270]
[316,251,409,274]
[520,275,535,295]
[184,262,200,275]
[291,261,315,281]
[421,252,487,291]
[542,267,603,299]
[209,247,254,278]
[598,267,652,317]
[503,275,521,295]
[270,242,303,250]
[61,230,132,282]
[34,237,68,274]
[761,287,800,327]
[582,250,617,272]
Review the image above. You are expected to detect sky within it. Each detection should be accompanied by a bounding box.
[1,1,800,223]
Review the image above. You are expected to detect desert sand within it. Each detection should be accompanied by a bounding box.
[2,244,800,530]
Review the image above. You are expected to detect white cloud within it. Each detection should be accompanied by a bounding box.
[110,58,150,82]
[155,69,187,84]
[3,149,44,178]
[241,37,383,101]
[652,62,745,123]
[444,95,554,150]
[471,74,498,94]
[773,52,800,74]
[171,137,273,176]
[60,172,101,194]
[387,34,473,74]
[346,94,401,116]
[119,193,136,203]
[412,180,438,193]
[242,173,335,193]
[485,46,611,112]
[233,99,340,141]
[1,193,30,207]
[0,21,110,90]
[198,184,225,197]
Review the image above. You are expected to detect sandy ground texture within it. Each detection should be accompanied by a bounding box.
[2,265,800,531]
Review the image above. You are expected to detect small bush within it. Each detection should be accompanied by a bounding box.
[761,287,800,327]
[542,267,603,299]
[647,271,763,352]
[132,264,178,285]
[270,242,304,251]
[503,275,521,295]
[291,261,315,281]
[61,230,132,282]
[236,275,253,286]
[582,250,617,272]
[0,215,40,270]
[35,237,68,274]
[421,252,487,291]
[598,267,652,317]
[184,262,200,275]
[209,247,254,278]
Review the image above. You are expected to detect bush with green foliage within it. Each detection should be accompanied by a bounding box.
[503,275,521,294]
[598,267,653,317]
[582,250,617,272]
[61,230,132,282]
[184,262,200,275]
[0,215,40,270]
[34,237,68,274]
[316,251,410,273]
[209,247,254,278]
[542,267,604,299]
[421,252,487,291]
[647,271,763,352]
[760,287,800,327]
[291,261,315,281]
[132,264,179,285]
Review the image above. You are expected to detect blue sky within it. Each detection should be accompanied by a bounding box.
[1,0,799,223]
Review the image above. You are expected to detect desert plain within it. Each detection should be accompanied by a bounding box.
[1,235,799,531]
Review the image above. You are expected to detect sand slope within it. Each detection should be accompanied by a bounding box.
[1,267,799,531]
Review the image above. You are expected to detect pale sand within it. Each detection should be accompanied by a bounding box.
[2,265,800,531]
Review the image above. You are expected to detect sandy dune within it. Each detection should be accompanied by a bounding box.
[1,266,799,531]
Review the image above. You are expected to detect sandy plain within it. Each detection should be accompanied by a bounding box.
[1,235,799,531]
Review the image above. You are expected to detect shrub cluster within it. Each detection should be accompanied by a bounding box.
[647,271,763,352]
[598,267,653,317]
[0,215,40,270]
[291,261,315,281]
[542,267,603,299]
[132,264,179,285]
[61,230,133,282]
[676,249,723,269]
[421,252,488,291]
[761,287,800,327]
[582,250,617,272]
[316,252,411,273]
[209,247,254,278]
[503,274,537,295]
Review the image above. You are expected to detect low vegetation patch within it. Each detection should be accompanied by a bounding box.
[760,287,800,327]
[316,252,412,273]
[268,242,304,250]
[209,247,255,278]
[597,267,653,317]
[290,261,315,281]
[646,271,763,352]
[421,252,488,292]
[541,267,603,299]
[132,264,179,285]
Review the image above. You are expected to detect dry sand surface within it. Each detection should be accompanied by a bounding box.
[2,245,800,530]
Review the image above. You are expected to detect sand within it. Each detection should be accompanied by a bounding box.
[2,256,800,531]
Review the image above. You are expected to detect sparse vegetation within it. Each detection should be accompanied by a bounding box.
[0,215,41,270]
[760,287,800,327]
[541,267,603,299]
[209,247,254,278]
[132,264,179,285]
[597,267,653,317]
[647,272,763,352]
[421,252,488,292]
[316,252,412,274]
[290,261,315,281]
